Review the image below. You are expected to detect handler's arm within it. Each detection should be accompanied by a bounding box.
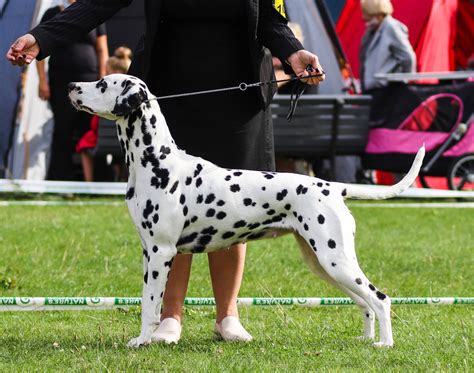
[30,0,130,60]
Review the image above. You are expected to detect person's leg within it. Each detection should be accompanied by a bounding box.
[160,253,193,323]
[209,243,252,341]
[208,243,246,323]
[80,151,94,181]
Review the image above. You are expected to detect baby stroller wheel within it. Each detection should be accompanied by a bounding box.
[447,153,474,191]
[418,174,431,189]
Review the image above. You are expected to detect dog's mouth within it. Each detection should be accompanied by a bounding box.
[70,99,94,114]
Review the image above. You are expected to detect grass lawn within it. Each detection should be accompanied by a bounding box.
[0,198,472,371]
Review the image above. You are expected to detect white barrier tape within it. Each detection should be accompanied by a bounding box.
[350,202,474,209]
[1,179,473,199]
[1,201,473,208]
[0,201,124,206]
[0,297,472,311]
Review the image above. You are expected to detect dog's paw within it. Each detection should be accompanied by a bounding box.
[373,340,394,348]
[127,336,151,348]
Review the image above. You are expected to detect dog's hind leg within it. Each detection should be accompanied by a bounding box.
[304,211,393,347]
[127,241,176,348]
[294,234,375,340]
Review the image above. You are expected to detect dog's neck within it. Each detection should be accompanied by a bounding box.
[115,100,182,172]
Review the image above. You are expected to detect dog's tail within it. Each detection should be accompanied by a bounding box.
[338,145,425,200]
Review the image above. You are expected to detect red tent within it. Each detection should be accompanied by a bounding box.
[336,0,474,78]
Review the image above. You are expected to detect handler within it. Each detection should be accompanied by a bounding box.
[6,0,324,343]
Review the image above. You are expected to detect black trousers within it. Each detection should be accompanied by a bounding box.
[47,73,94,180]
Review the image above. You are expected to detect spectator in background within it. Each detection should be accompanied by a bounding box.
[359,0,415,92]
[36,0,108,180]
[76,46,132,181]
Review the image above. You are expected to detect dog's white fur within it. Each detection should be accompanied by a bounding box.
[69,74,425,348]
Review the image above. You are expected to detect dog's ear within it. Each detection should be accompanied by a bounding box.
[112,79,148,117]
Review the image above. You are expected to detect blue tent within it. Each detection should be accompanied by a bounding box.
[0,0,36,177]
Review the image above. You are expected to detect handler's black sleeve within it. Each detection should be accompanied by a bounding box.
[257,0,303,73]
[30,0,131,60]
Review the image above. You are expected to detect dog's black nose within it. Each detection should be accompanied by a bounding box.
[67,82,76,93]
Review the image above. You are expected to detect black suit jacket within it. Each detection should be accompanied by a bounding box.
[30,0,303,107]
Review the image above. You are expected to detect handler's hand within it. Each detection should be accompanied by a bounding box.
[6,34,40,66]
[287,50,325,85]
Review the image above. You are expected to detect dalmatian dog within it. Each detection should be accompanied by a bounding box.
[68,74,425,348]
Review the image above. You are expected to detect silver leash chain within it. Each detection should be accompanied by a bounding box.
[146,71,325,102]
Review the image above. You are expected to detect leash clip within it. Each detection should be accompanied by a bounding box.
[239,83,248,91]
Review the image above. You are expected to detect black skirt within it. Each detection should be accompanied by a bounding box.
[147,0,275,171]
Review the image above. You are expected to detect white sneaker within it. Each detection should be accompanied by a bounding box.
[214,316,253,342]
[151,318,182,344]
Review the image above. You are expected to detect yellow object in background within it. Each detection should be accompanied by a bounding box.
[273,0,287,18]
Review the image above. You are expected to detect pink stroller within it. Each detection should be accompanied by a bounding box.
[363,94,474,190]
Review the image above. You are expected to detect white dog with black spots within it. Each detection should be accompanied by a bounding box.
[68,74,425,348]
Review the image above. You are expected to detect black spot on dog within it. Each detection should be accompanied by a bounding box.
[296,185,305,195]
[303,223,309,231]
[267,209,276,215]
[144,272,148,284]
[369,284,376,291]
[216,212,227,220]
[261,186,266,191]
[262,203,270,209]
[271,215,283,223]
[180,194,186,205]
[201,226,218,235]
[317,215,325,224]
[309,239,317,251]
[342,188,347,197]
[317,182,323,187]
[355,278,362,285]
[183,220,190,229]
[233,171,242,176]
[152,271,159,280]
[169,180,179,194]
[153,214,159,224]
[222,231,235,239]
[177,232,198,246]
[183,206,188,216]
[205,194,216,204]
[230,184,240,192]
[243,198,253,206]
[248,231,266,240]
[126,187,135,200]
[248,222,261,230]
[152,246,158,253]
[194,164,203,177]
[199,235,212,246]
[217,200,225,206]
[192,246,205,253]
[164,259,173,268]
[206,209,215,217]
[143,200,154,219]
[225,175,232,181]
[233,220,246,228]
[376,291,387,300]
[191,216,198,223]
[195,177,202,187]
[135,139,140,147]
[196,195,203,204]
[322,189,330,196]
[185,177,192,185]
[263,173,274,179]
[96,79,108,93]
[331,262,336,267]
[276,189,288,201]
[328,239,336,249]
[298,215,303,223]
[284,204,291,210]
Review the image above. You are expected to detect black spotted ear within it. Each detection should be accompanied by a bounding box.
[112,80,148,117]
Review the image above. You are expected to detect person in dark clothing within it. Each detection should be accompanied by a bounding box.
[7,0,324,343]
[36,0,109,180]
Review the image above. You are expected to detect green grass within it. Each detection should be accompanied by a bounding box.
[0,199,472,371]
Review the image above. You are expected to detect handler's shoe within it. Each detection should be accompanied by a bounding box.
[214,316,253,342]
[151,317,181,344]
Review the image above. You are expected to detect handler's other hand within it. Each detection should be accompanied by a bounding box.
[287,50,325,85]
[6,34,40,66]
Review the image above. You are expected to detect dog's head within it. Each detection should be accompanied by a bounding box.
[68,74,151,120]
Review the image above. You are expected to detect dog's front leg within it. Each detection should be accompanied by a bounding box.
[127,245,176,348]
